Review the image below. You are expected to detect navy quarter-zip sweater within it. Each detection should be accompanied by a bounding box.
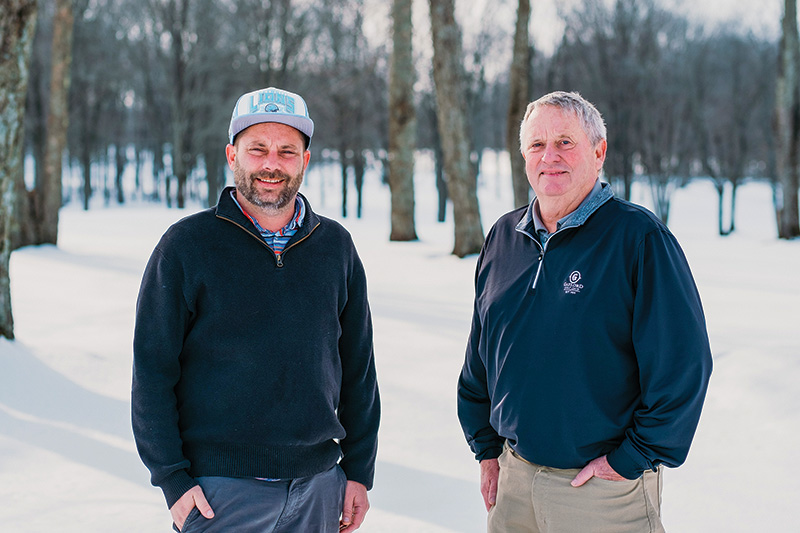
[457,184,712,479]
[132,187,380,507]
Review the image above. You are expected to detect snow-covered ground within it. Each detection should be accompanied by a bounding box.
[2,155,798,531]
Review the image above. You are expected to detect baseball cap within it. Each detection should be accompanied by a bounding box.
[228,87,314,145]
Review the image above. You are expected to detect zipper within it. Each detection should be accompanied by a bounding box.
[519,226,573,290]
[516,186,611,289]
[273,222,319,268]
[217,215,320,268]
[532,249,544,289]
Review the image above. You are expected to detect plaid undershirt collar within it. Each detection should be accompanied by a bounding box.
[230,190,305,253]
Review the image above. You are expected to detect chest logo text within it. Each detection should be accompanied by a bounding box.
[563,271,584,295]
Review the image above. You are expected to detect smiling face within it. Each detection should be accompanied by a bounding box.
[226,122,311,215]
[521,105,606,212]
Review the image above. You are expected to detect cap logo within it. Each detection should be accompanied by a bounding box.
[248,89,296,115]
[230,87,314,144]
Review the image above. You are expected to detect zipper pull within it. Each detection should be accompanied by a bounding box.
[276,253,284,267]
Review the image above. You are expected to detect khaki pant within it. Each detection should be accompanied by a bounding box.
[488,445,664,533]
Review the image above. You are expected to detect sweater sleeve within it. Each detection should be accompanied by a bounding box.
[606,228,713,479]
[336,246,380,490]
[131,243,198,508]
[457,246,504,462]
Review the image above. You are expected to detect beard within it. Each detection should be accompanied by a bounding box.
[233,163,303,213]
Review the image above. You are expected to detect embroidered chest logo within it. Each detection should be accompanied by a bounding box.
[563,270,584,295]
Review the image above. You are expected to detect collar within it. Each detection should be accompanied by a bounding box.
[516,180,613,235]
[215,187,320,240]
[230,191,305,237]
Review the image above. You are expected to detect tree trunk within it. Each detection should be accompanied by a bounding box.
[153,143,164,201]
[134,145,142,199]
[354,150,365,219]
[435,139,447,222]
[428,0,484,257]
[204,147,225,207]
[388,0,418,241]
[102,154,110,205]
[0,0,38,339]
[340,149,348,218]
[715,181,726,236]
[36,0,72,244]
[165,172,172,208]
[168,0,189,209]
[649,176,672,226]
[775,0,800,239]
[115,144,125,204]
[507,0,531,209]
[81,145,91,210]
[11,163,35,249]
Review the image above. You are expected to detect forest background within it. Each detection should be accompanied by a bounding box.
[5,0,799,270]
[0,0,799,530]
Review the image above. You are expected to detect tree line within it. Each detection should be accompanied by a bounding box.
[2,0,800,338]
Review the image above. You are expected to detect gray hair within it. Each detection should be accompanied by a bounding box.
[519,91,607,151]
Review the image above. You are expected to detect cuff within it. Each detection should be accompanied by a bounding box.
[159,469,198,509]
[606,440,651,480]
[475,445,503,462]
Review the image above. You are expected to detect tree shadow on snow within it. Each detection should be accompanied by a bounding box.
[0,340,147,486]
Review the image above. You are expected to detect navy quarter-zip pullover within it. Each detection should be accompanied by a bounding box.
[457,182,712,480]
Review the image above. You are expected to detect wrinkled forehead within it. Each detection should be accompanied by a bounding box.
[525,105,586,139]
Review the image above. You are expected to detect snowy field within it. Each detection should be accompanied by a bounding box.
[2,154,798,532]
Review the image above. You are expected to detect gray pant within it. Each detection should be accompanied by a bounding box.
[179,464,347,533]
[489,445,664,533]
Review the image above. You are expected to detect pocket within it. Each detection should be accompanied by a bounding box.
[583,474,643,505]
[335,464,348,504]
[498,442,512,466]
[590,475,638,485]
[178,507,202,533]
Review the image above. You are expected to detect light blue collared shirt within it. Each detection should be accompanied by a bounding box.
[531,179,604,246]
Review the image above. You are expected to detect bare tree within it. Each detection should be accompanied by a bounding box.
[14,0,52,248]
[558,0,649,201]
[388,0,417,241]
[416,88,448,222]
[507,0,530,209]
[156,0,192,208]
[311,0,385,219]
[12,0,72,247]
[1,0,38,339]
[145,0,210,208]
[638,14,693,225]
[67,0,126,210]
[691,32,772,236]
[607,4,692,224]
[34,0,73,243]
[237,0,311,88]
[775,0,800,239]
[428,0,484,257]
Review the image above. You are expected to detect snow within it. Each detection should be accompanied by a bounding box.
[2,155,798,531]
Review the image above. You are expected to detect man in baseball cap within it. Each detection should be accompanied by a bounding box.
[133,87,379,533]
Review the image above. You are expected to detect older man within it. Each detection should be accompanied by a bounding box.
[457,91,712,532]
[133,87,379,532]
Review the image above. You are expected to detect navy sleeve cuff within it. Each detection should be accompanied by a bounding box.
[606,441,652,480]
[159,469,199,509]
